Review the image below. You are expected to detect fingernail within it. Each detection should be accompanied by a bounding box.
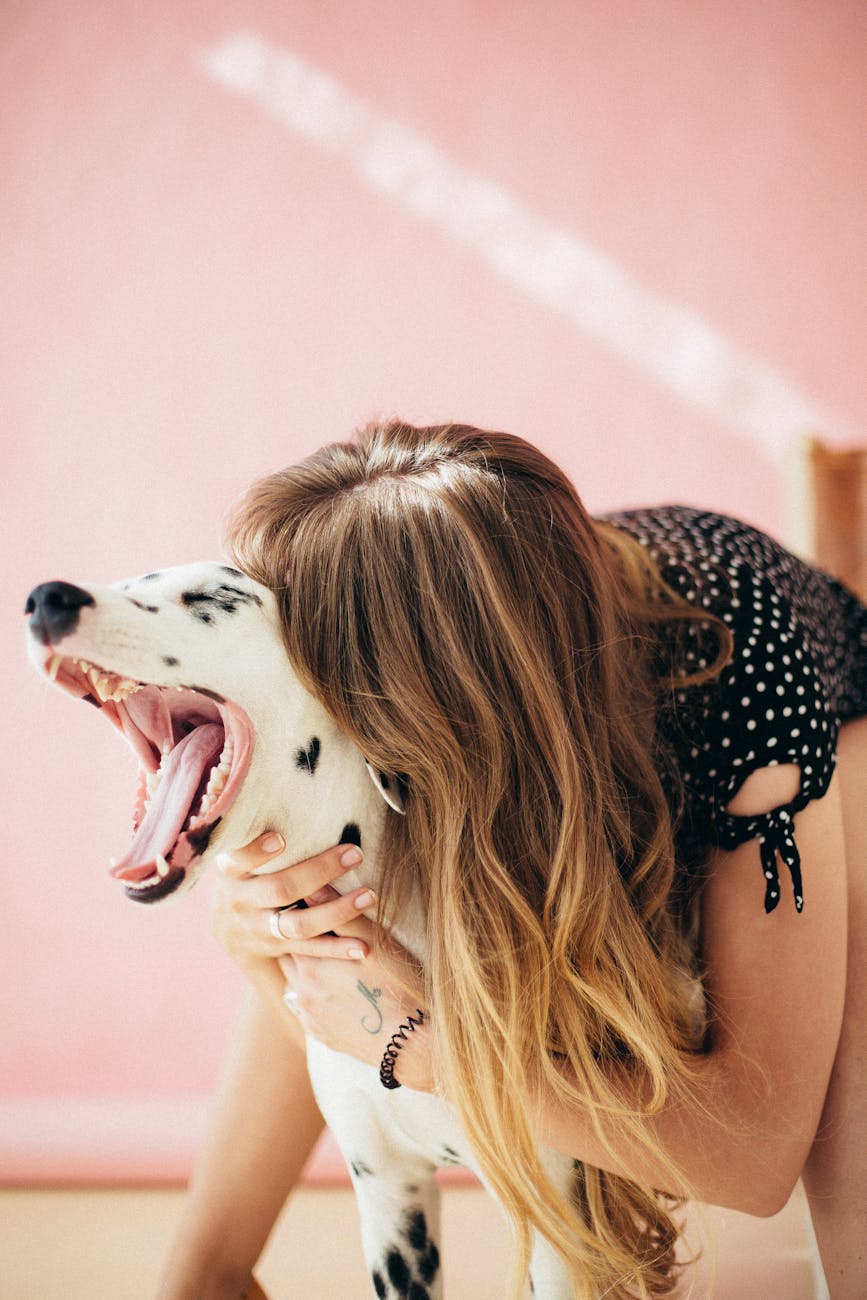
[354,889,375,910]
[261,833,284,853]
[340,846,363,868]
[347,946,366,960]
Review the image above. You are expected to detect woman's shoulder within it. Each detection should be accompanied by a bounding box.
[605,506,867,907]
[600,505,801,579]
[601,506,865,709]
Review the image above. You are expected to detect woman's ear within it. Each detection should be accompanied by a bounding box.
[364,760,407,814]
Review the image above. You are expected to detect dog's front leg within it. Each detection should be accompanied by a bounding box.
[307,1042,445,1298]
[349,1158,442,1300]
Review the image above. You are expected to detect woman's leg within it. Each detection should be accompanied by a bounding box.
[802,715,867,1298]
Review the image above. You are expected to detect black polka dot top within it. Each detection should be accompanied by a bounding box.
[604,507,867,914]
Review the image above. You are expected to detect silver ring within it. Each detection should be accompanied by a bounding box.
[269,908,287,941]
[283,988,301,1017]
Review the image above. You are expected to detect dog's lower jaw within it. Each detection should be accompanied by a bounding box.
[123,867,187,904]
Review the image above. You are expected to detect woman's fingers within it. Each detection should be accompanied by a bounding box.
[267,887,376,950]
[216,835,365,910]
[211,832,377,963]
[215,831,286,875]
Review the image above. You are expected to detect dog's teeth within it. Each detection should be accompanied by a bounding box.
[86,667,113,702]
[155,853,171,878]
[47,654,63,682]
[202,754,231,806]
[107,678,140,702]
[209,767,227,794]
[127,871,160,890]
[144,743,172,806]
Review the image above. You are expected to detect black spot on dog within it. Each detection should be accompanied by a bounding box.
[179,685,225,703]
[182,586,262,617]
[440,1146,461,1166]
[404,1210,428,1253]
[163,656,179,667]
[296,737,320,775]
[186,818,221,856]
[339,822,362,849]
[82,693,101,709]
[142,572,162,581]
[221,565,245,578]
[350,1159,374,1178]
[408,1285,430,1300]
[372,1272,386,1300]
[386,1250,411,1292]
[127,598,159,613]
[417,1242,439,1286]
[218,582,263,607]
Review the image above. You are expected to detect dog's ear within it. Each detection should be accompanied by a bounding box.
[364,760,407,815]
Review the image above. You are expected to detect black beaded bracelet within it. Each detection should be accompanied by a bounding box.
[379,1009,427,1090]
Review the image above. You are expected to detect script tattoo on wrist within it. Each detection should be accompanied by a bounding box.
[357,980,384,1034]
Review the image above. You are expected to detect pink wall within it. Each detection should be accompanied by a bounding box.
[3,1,865,1182]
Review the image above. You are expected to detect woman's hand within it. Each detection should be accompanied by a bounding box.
[211,832,378,970]
[210,833,435,1091]
[279,936,434,1091]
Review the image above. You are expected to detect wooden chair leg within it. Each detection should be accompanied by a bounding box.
[807,438,867,600]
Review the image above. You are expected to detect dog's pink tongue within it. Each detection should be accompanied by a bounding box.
[111,724,224,881]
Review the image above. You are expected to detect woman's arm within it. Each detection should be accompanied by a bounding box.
[157,978,324,1300]
[199,776,847,1222]
[536,770,848,1215]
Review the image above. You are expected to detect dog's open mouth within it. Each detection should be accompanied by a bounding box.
[40,653,254,903]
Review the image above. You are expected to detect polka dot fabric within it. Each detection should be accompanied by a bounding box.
[605,507,867,914]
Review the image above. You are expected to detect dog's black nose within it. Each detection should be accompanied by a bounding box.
[25,581,95,645]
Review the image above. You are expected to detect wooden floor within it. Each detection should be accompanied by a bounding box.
[1,1181,827,1298]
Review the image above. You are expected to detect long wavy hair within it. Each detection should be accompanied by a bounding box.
[228,421,731,1298]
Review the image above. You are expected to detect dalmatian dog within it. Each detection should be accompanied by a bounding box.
[26,562,578,1299]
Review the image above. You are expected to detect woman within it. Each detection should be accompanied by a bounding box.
[159,421,866,1299]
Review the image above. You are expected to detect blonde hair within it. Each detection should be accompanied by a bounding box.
[228,421,730,1298]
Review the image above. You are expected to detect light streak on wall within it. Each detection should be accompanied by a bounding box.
[198,30,847,459]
